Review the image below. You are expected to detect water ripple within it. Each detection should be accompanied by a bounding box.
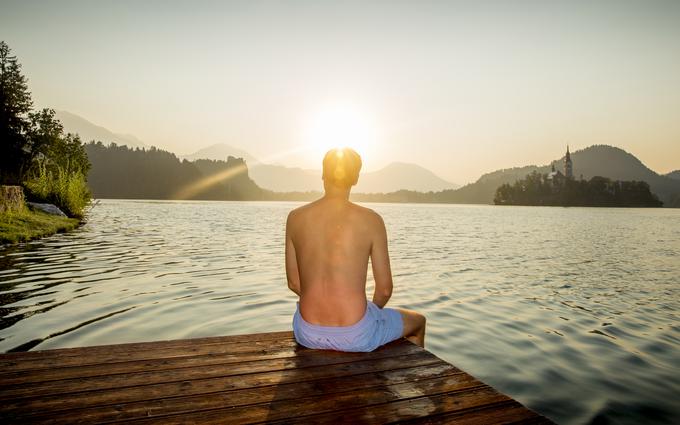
[0,201,679,424]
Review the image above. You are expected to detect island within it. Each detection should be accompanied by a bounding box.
[493,172,663,207]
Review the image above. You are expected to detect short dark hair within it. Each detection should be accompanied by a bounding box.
[322,148,362,188]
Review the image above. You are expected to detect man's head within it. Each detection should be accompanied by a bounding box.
[322,148,362,189]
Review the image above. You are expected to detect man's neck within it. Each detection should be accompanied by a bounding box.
[323,184,351,201]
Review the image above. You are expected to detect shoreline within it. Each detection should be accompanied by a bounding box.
[86,197,673,209]
[0,209,80,245]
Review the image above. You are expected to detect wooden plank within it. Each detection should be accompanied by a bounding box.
[0,331,293,361]
[386,400,550,424]
[266,387,514,425]
[0,331,295,371]
[0,339,299,379]
[1,353,445,417]
[0,338,413,385]
[0,348,435,403]
[109,376,498,424]
[14,363,467,424]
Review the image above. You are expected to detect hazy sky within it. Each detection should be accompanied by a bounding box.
[2,0,679,183]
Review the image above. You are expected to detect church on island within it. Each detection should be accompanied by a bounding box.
[547,146,574,183]
[494,145,663,207]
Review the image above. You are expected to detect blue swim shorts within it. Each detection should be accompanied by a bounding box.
[292,301,404,352]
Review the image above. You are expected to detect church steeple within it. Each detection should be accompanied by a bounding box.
[564,145,573,179]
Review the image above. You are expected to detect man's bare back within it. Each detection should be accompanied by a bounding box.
[285,197,393,326]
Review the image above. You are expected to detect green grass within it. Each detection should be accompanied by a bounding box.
[0,208,80,244]
[24,161,91,218]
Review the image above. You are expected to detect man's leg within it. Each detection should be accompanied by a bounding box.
[397,308,426,348]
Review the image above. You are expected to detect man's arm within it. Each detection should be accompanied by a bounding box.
[370,213,393,308]
[285,212,301,296]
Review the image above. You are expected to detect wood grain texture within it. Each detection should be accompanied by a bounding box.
[0,332,554,424]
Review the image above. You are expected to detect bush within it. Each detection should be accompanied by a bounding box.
[24,160,91,218]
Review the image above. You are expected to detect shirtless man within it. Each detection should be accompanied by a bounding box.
[285,148,426,351]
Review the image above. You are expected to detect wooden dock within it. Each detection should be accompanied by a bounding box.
[0,331,553,424]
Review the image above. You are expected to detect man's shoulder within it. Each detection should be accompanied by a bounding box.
[287,200,319,221]
[349,202,383,224]
[286,205,304,223]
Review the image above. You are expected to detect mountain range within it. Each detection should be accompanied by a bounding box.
[55,110,146,149]
[142,143,680,206]
[666,170,680,180]
[181,143,258,165]
[245,161,459,193]
[179,144,459,192]
[57,112,460,193]
[57,111,678,206]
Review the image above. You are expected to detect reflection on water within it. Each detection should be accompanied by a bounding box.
[1,200,679,424]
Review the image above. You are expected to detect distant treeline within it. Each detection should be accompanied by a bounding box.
[84,143,670,208]
[85,142,266,200]
[493,171,663,207]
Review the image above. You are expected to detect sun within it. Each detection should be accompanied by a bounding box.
[303,103,378,164]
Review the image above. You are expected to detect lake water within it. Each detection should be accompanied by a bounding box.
[1,200,679,424]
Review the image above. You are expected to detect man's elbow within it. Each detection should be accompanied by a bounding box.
[377,285,393,300]
[287,280,301,295]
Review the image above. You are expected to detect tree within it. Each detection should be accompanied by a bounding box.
[53,133,91,175]
[1,41,90,184]
[24,108,88,174]
[0,41,33,183]
[0,41,92,217]
[26,108,63,161]
[493,171,662,207]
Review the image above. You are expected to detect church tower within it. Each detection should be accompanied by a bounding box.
[564,145,573,179]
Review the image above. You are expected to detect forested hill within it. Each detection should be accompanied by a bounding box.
[431,145,680,207]
[85,142,265,200]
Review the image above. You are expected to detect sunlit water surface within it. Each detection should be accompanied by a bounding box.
[1,200,679,424]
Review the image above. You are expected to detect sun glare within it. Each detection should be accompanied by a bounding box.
[304,103,378,164]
